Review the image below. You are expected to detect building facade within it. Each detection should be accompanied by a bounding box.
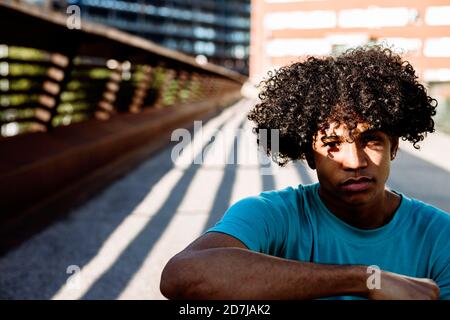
[50,0,251,75]
[250,0,450,131]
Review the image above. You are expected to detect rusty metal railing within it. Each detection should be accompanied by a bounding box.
[0,1,246,138]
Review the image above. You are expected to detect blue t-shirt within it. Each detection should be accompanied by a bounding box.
[206,183,450,299]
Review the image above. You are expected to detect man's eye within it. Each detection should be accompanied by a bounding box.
[363,136,381,145]
[323,141,340,148]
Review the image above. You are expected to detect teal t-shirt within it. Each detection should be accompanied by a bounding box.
[206,183,450,299]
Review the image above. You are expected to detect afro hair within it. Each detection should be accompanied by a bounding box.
[248,45,437,166]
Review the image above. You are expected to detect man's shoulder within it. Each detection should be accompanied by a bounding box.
[226,183,318,224]
[403,195,450,230]
[406,196,450,217]
[256,183,317,211]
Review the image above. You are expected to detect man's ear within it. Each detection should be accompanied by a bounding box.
[305,153,316,170]
[390,137,399,160]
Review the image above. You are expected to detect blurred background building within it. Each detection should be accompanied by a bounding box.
[23,0,251,75]
[9,0,450,132]
[251,0,450,133]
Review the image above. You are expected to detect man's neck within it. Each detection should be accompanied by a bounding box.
[318,186,401,230]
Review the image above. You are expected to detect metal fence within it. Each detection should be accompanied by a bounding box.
[0,1,246,138]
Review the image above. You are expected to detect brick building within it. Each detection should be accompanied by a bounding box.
[250,0,450,127]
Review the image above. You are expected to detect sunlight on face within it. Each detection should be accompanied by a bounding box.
[312,122,389,169]
[310,121,397,205]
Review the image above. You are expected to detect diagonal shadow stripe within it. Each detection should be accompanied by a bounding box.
[0,120,205,299]
[261,169,276,191]
[201,117,247,232]
[80,110,245,299]
[261,160,276,191]
[244,121,276,192]
[388,149,450,213]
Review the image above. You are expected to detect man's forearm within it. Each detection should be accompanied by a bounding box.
[160,247,369,299]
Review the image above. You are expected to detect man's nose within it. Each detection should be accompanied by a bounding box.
[341,142,368,170]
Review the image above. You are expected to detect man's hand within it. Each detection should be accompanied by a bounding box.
[368,271,440,300]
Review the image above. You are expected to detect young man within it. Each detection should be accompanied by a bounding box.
[160,46,450,300]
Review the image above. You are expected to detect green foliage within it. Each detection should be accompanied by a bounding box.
[0,108,35,121]
[57,102,90,113]
[8,47,47,61]
[60,91,87,102]
[52,113,89,127]
[0,93,40,106]
[8,63,47,76]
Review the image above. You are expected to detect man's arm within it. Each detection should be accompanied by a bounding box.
[160,232,440,300]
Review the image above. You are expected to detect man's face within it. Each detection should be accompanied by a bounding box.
[309,121,398,206]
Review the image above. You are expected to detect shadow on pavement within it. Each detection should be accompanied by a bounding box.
[0,107,228,299]
[81,112,246,299]
[389,149,450,213]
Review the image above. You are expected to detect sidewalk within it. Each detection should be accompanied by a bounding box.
[398,130,450,173]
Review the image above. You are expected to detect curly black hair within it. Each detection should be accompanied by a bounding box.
[248,45,437,166]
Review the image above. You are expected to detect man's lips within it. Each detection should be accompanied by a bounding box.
[339,177,374,192]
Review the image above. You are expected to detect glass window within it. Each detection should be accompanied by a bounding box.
[339,7,417,28]
[265,11,337,30]
[425,6,450,26]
